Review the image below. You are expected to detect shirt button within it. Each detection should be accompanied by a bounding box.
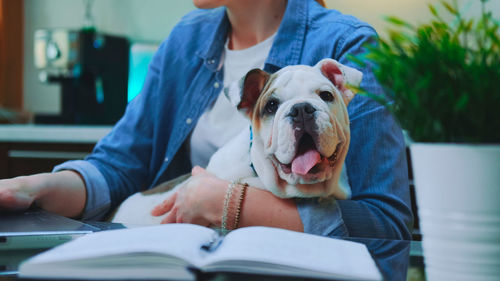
[186,118,192,124]
[164,157,169,162]
[213,82,220,89]
[207,59,215,65]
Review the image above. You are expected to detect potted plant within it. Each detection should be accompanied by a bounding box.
[351,0,500,280]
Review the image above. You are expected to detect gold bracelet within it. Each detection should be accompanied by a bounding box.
[221,181,236,235]
[233,183,248,230]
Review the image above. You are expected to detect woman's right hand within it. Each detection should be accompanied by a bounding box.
[0,174,43,211]
[0,171,87,217]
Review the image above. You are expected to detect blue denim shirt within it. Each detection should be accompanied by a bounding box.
[55,0,412,239]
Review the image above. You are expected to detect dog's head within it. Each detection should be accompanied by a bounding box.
[225,59,362,198]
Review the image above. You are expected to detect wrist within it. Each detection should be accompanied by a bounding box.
[194,176,227,227]
[33,171,87,217]
[15,173,52,201]
[24,172,67,201]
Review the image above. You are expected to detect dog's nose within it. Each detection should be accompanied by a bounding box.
[289,103,316,123]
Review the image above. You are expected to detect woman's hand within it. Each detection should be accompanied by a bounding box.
[151,166,303,232]
[151,166,228,227]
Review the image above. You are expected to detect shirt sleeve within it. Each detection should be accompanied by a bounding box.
[296,26,413,240]
[53,160,111,221]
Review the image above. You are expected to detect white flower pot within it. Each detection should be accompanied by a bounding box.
[410,144,500,281]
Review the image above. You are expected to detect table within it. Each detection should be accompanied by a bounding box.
[0,225,425,281]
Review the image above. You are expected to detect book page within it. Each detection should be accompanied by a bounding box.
[22,224,215,266]
[201,226,381,280]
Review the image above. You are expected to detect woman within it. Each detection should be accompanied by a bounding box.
[0,0,412,239]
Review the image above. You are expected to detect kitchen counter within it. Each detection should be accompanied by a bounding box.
[0,125,113,178]
[0,124,112,143]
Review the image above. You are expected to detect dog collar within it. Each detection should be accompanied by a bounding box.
[249,126,257,175]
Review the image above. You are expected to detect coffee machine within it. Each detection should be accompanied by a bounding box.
[34,29,129,125]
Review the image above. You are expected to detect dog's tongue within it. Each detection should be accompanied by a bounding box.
[291,149,321,175]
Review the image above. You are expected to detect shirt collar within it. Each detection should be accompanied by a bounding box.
[265,0,308,72]
[197,0,309,73]
[196,8,230,72]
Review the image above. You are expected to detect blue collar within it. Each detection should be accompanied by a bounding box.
[249,125,257,175]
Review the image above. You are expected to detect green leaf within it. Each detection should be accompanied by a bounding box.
[428,4,441,20]
[347,54,366,68]
[384,16,414,29]
[441,0,458,15]
[454,94,469,111]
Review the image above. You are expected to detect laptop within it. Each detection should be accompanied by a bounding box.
[0,208,100,251]
[0,209,125,276]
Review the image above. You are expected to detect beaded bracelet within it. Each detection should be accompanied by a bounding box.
[221,181,236,235]
[233,183,248,230]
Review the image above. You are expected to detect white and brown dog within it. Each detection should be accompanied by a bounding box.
[112,58,362,225]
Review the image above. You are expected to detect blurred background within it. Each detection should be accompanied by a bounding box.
[0,0,499,121]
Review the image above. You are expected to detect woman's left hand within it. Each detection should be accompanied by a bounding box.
[150,166,228,227]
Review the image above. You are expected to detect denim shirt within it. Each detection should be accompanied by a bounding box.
[55,0,412,239]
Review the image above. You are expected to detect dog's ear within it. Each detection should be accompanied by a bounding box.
[238,69,270,118]
[316,59,362,106]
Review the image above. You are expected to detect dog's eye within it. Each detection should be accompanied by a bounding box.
[319,91,334,102]
[264,99,279,115]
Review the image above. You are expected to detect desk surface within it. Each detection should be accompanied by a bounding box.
[0,225,425,281]
[0,125,112,143]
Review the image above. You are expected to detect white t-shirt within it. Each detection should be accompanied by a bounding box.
[189,33,276,168]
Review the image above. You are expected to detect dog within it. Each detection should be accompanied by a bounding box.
[111,58,362,225]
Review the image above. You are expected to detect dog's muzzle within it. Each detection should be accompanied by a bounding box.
[271,102,341,178]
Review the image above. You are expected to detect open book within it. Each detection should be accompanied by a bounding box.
[19,224,381,281]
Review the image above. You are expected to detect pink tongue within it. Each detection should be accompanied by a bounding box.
[291,149,321,175]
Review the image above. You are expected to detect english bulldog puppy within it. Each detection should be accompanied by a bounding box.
[111,58,362,225]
